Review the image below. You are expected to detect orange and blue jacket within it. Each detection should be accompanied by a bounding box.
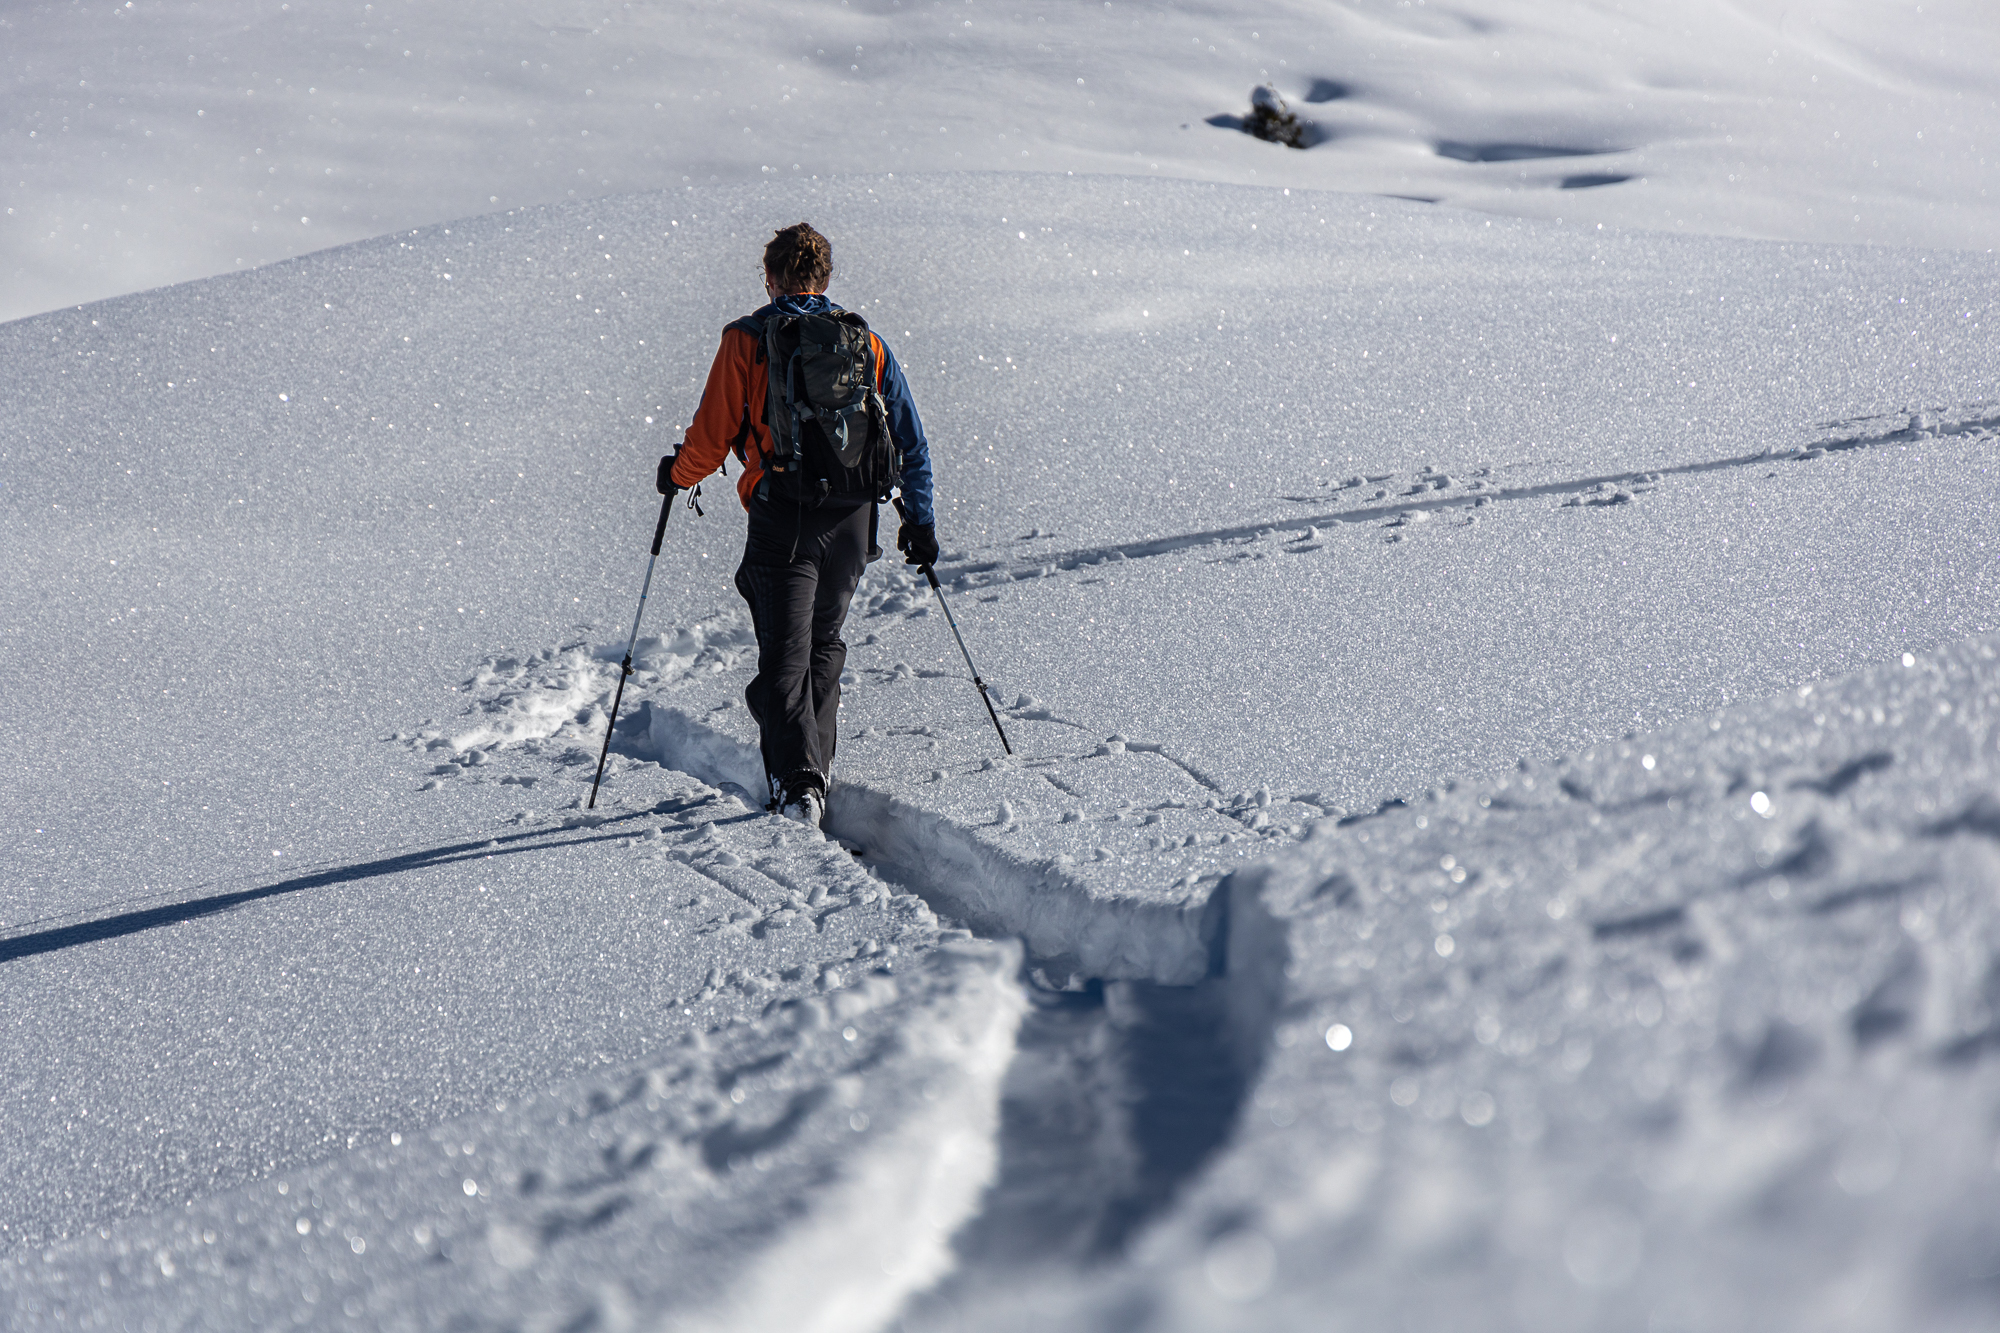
[668,293,935,525]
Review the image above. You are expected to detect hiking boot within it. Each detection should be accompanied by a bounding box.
[777,772,826,831]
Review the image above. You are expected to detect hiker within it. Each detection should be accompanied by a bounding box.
[657,222,938,830]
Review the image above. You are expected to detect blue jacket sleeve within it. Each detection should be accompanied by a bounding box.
[877,339,935,528]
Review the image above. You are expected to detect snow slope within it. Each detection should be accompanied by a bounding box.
[1114,633,2000,1333]
[5,0,1997,322]
[4,939,1024,1333]
[2,170,1997,1328]
[5,0,2000,1326]
[882,630,2000,1333]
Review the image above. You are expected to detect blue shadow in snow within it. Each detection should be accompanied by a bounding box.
[0,795,744,966]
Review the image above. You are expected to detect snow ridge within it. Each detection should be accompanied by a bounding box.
[677,941,1028,1333]
[0,938,1025,1332]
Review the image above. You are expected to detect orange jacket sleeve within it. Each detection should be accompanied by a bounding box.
[670,326,765,505]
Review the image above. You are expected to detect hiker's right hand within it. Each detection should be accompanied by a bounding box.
[898,520,939,568]
[656,454,680,495]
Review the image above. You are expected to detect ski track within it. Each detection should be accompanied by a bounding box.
[2,935,1029,1333]
[944,401,2000,582]
[623,629,1328,986]
[429,603,1308,1312]
[400,580,1322,987]
[0,594,1308,1330]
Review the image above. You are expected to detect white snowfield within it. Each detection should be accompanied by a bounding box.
[3,170,1996,1331]
[910,635,2000,1333]
[4,0,1998,323]
[4,3,2000,1331]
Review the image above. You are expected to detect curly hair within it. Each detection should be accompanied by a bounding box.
[763,222,832,294]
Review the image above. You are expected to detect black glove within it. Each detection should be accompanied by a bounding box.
[897,520,939,568]
[656,454,680,496]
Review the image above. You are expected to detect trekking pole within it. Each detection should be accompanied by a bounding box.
[919,562,1011,754]
[892,499,1011,755]
[587,487,676,808]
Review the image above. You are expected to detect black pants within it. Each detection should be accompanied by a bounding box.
[734,493,872,800]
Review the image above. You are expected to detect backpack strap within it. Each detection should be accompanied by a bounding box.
[719,312,769,467]
[725,311,768,362]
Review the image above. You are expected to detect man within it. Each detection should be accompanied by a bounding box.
[659,222,938,830]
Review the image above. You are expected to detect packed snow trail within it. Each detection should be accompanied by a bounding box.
[0,936,1026,1333]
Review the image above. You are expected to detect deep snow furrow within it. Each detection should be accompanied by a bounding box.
[612,643,1306,1319]
[454,622,1315,1323]
[890,975,1262,1329]
[630,678,1311,1324]
[648,703,1227,985]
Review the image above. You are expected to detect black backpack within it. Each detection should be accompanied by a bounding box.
[730,305,896,503]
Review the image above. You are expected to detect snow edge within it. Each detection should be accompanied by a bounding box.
[646,704,1221,985]
[667,939,1028,1333]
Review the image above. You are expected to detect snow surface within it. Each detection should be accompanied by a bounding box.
[5,0,1998,322]
[888,632,2000,1333]
[6,934,1025,1332]
[5,3,2000,1331]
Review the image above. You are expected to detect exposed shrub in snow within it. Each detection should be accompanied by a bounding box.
[1242,85,1308,148]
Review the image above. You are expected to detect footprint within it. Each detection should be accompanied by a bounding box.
[1789,751,1893,798]
[1927,792,2000,841]
[699,1088,829,1171]
[1738,1020,1820,1092]
[1590,905,1687,940]
[1850,949,1923,1048]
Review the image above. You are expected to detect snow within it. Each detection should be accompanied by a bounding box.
[4,937,1024,1332]
[4,2,2000,1329]
[5,1,1998,322]
[1103,633,2000,1333]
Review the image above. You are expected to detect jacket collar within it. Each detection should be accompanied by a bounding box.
[765,292,833,317]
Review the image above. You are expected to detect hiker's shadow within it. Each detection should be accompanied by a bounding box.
[0,794,758,966]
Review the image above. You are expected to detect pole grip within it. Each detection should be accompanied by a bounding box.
[650,489,676,556]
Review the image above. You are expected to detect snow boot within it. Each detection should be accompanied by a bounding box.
[777,771,826,831]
